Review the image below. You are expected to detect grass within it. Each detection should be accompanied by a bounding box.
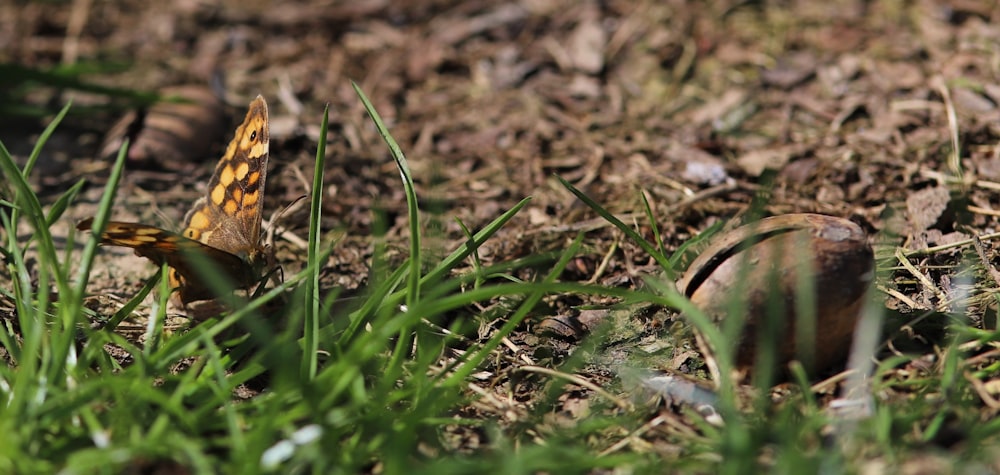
[3,86,1000,474]
[0,63,162,119]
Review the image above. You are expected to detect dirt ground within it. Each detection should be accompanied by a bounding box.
[4,0,1000,462]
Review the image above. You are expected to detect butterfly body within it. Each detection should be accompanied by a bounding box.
[79,95,271,304]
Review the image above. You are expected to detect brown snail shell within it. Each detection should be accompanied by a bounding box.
[99,85,227,171]
[676,214,874,374]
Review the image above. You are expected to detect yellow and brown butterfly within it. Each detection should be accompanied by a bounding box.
[78,95,272,304]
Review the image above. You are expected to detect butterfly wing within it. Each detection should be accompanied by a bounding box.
[77,218,253,303]
[79,95,271,305]
[182,95,269,258]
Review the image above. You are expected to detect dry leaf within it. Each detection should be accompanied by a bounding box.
[906,185,950,233]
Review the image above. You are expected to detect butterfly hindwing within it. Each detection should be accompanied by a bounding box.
[77,218,252,285]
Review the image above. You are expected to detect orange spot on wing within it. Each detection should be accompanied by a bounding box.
[235,161,250,181]
[128,234,159,243]
[250,143,267,158]
[135,227,163,237]
[220,164,235,186]
[243,191,259,207]
[211,184,226,206]
[188,209,211,231]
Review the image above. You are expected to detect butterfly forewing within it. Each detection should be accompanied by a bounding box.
[182,96,269,258]
[78,95,272,305]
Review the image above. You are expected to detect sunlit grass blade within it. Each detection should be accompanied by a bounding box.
[100,272,160,333]
[141,263,173,354]
[22,100,72,178]
[46,179,85,227]
[423,197,531,284]
[667,219,723,271]
[151,263,314,367]
[454,217,485,288]
[330,197,531,349]
[557,175,672,272]
[639,189,667,262]
[442,233,583,386]
[335,261,408,345]
[0,106,70,279]
[0,102,84,410]
[73,138,128,306]
[352,81,421,308]
[0,208,25,362]
[301,103,330,379]
[352,81,424,387]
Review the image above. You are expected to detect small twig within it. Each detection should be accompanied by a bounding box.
[517,365,631,410]
[586,237,619,285]
[811,368,857,395]
[466,382,524,418]
[651,173,695,197]
[501,337,536,365]
[663,180,744,215]
[265,195,308,250]
[277,73,305,116]
[965,371,1000,410]
[903,232,1000,257]
[421,319,548,382]
[919,168,994,190]
[290,164,313,195]
[932,75,965,185]
[530,180,745,237]
[527,213,642,235]
[964,347,1000,366]
[894,248,950,312]
[598,414,667,456]
[62,0,92,64]
[968,205,1000,218]
[876,284,927,310]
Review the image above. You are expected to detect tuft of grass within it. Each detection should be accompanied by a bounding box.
[0,87,652,473]
[6,84,1000,474]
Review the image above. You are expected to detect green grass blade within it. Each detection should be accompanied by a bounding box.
[72,139,128,301]
[332,197,531,347]
[422,197,531,285]
[351,81,421,308]
[45,178,85,227]
[0,105,82,394]
[639,189,667,261]
[335,261,408,345]
[101,272,160,333]
[556,175,672,272]
[302,103,330,380]
[667,220,723,271]
[0,63,156,104]
[442,234,584,386]
[351,81,424,386]
[454,218,485,289]
[22,100,72,178]
[0,208,27,364]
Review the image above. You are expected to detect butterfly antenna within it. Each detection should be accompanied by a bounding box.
[264,194,308,248]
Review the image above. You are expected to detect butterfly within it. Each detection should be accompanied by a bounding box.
[79,95,272,305]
